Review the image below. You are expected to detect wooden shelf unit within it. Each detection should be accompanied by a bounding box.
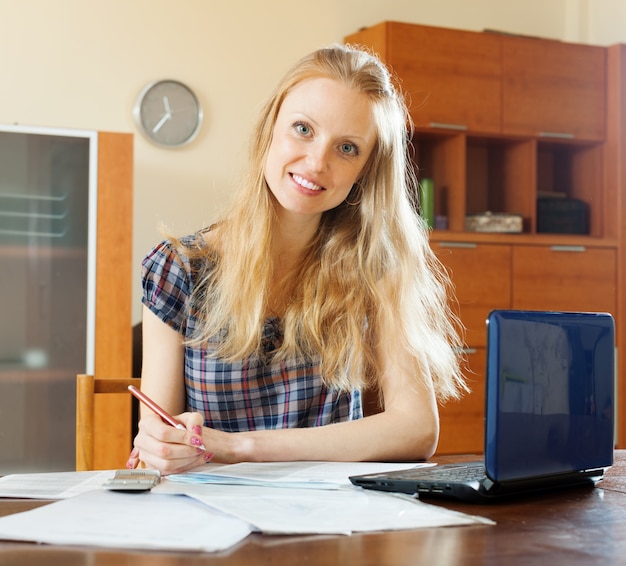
[346,22,624,454]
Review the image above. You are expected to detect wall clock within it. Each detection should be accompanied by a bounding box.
[133,79,203,147]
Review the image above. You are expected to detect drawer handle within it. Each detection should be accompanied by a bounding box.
[429,122,468,131]
[437,242,478,249]
[550,245,586,252]
[456,347,478,355]
[539,131,575,139]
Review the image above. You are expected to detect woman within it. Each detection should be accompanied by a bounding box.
[129,44,466,474]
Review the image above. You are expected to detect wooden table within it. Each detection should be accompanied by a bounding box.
[1,452,626,565]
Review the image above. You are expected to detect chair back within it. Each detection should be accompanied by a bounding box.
[76,374,141,471]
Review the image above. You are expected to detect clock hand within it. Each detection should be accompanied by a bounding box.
[163,96,172,115]
[169,104,196,114]
[152,112,172,134]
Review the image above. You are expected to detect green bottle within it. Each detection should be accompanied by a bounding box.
[420,178,435,229]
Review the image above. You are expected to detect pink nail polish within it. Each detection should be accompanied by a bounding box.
[191,436,204,447]
[204,452,214,462]
[192,425,202,435]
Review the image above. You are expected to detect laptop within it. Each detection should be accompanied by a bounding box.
[350,310,615,502]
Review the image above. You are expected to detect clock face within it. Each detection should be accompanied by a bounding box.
[134,80,202,147]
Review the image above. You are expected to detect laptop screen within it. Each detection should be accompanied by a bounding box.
[484,310,615,483]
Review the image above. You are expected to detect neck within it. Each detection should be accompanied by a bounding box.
[266,212,320,317]
[272,210,321,262]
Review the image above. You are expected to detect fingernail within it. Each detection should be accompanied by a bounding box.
[126,447,139,469]
[204,452,214,462]
[192,425,202,435]
[191,436,207,451]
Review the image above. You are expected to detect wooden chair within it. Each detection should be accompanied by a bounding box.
[76,374,141,471]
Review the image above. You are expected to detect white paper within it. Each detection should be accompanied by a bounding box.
[0,463,493,549]
[0,490,252,552]
[156,482,494,535]
[0,470,114,499]
[168,461,433,489]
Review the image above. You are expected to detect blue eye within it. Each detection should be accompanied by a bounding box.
[340,142,359,156]
[294,122,311,136]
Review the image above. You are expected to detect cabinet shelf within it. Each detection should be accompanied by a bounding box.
[430,229,616,248]
[413,130,604,237]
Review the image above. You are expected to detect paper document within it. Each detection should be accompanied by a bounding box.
[0,489,252,552]
[0,470,114,499]
[0,462,493,550]
[168,461,433,489]
[155,481,493,535]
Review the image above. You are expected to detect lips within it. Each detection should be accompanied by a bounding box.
[292,173,324,191]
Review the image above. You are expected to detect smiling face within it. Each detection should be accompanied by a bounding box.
[263,77,377,224]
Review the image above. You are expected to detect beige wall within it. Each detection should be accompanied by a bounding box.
[1,0,624,323]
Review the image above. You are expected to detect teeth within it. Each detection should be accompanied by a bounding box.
[293,174,322,191]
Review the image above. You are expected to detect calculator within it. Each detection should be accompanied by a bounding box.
[103,469,161,492]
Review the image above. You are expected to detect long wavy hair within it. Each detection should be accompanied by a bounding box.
[179,44,466,402]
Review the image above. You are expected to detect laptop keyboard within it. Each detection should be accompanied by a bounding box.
[392,462,486,482]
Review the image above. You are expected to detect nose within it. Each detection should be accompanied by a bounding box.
[306,141,331,173]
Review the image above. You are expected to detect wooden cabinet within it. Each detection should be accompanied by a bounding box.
[347,22,608,238]
[345,22,502,133]
[433,241,616,455]
[0,127,133,472]
[346,22,606,141]
[346,22,623,454]
[502,36,606,140]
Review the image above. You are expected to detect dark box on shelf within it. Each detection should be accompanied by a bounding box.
[537,197,589,234]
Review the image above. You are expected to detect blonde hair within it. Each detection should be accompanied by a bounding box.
[179,44,466,402]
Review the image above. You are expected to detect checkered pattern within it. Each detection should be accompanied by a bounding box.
[141,233,362,431]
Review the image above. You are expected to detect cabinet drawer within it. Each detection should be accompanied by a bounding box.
[502,36,606,140]
[433,242,511,347]
[512,245,616,314]
[437,348,485,455]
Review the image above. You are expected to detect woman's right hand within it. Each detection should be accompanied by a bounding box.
[129,412,212,475]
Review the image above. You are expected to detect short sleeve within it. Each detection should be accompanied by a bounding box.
[141,239,193,333]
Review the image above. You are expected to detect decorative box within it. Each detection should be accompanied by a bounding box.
[465,212,523,233]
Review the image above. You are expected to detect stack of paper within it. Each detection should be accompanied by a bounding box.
[0,489,251,552]
[0,462,494,552]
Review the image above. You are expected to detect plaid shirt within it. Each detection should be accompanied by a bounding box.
[141,232,362,432]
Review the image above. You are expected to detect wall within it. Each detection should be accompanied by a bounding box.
[1,0,624,324]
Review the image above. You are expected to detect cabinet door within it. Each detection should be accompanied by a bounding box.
[346,22,502,134]
[433,242,512,347]
[512,245,616,314]
[437,348,485,455]
[502,36,606,140]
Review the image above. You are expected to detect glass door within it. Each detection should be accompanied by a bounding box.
[0,125,96,472]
